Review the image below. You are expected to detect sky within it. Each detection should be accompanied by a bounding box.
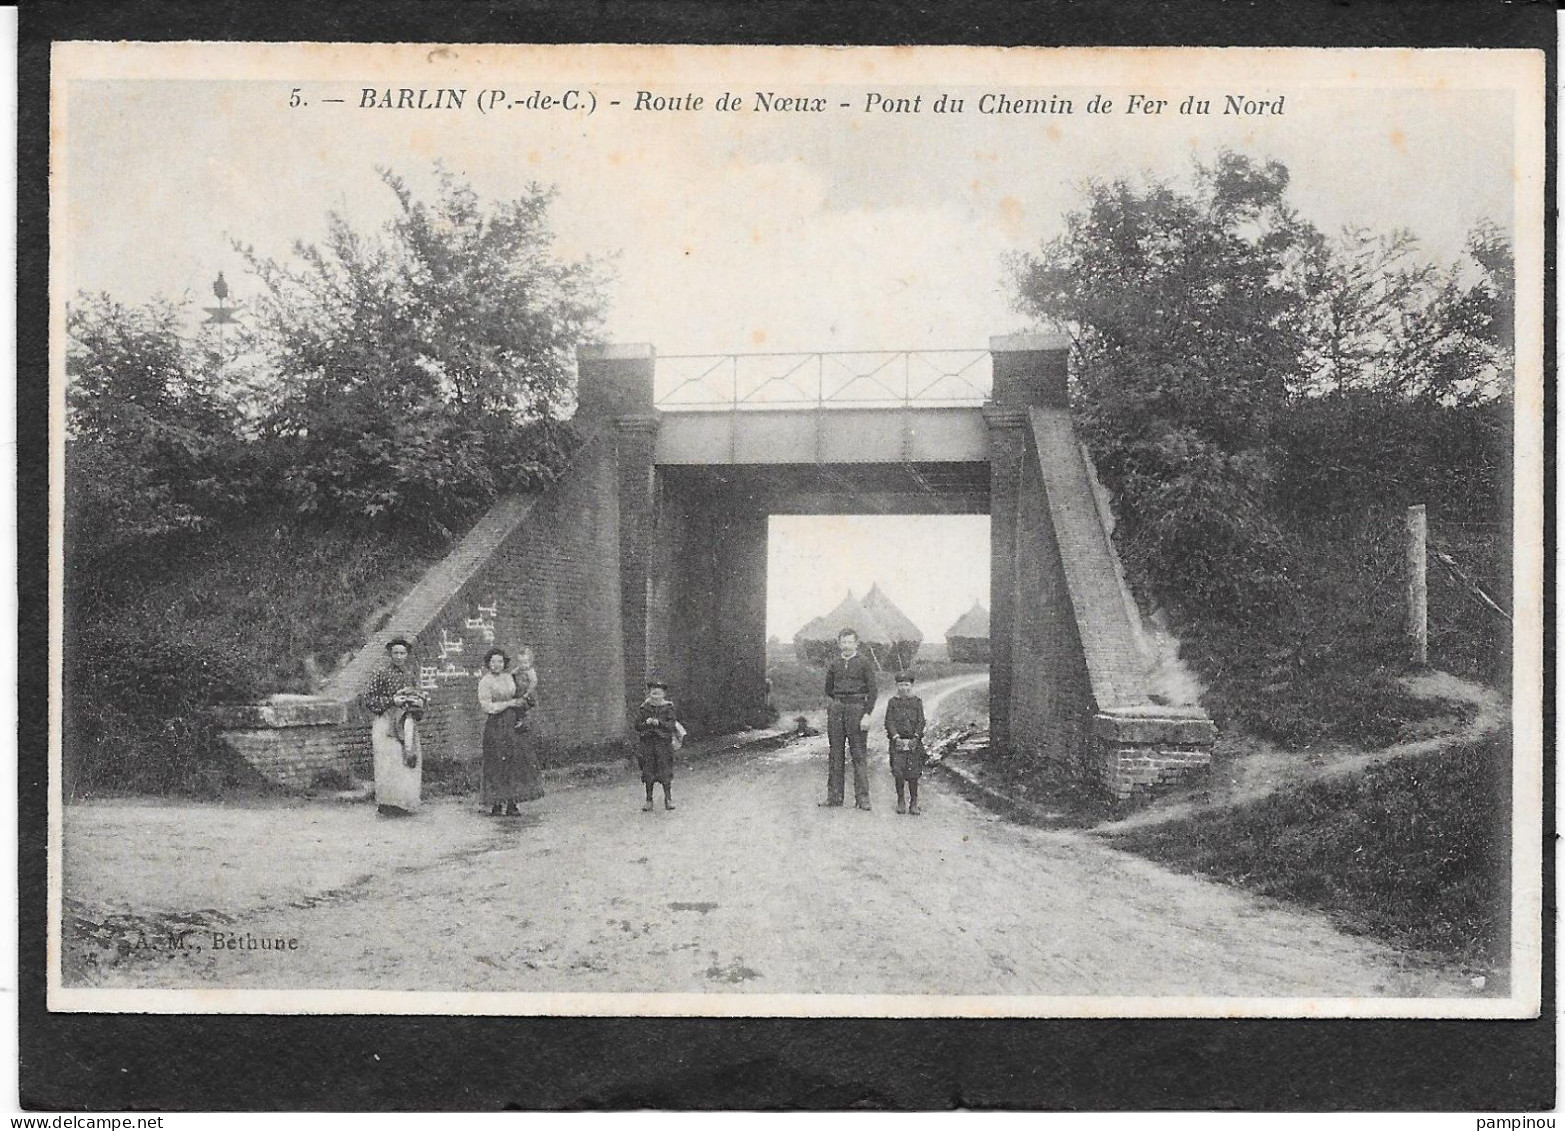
[767,515,988,641]
[62,67,1516,356]
[55,46,1530,642]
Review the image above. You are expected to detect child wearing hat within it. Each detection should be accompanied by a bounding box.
[634,680,685,811]
[884,671,927,815]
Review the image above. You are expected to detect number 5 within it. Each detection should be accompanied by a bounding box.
[289,87,302,107]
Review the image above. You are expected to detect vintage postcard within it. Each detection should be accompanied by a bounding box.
[47,41,1544,1020]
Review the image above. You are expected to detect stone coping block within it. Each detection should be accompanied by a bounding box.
[209,697,348,730]
[579,342,655,361]
[989,331,1071,353]
[1093,704,1217,747]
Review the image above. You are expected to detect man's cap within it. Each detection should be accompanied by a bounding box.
[385,635,414,651]
[646,679,669,690]
[894,671,915,683]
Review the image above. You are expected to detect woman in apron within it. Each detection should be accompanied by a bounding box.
[360,636,427,816]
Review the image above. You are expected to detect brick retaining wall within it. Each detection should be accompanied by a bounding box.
[1090,707,1218,802]
[216,429,630,789]
[1006,400,1218,801]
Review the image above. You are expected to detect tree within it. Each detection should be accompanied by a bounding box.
[64,294,249,556]
[1299,221,1514,405]
[1010,151,1315,616]
[238,166,610,537]
[1297,226,1438,397]
[1013,152,1315,455]
[1413,221,1515,405]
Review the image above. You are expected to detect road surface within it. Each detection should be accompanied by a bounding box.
[62,675,1470,998]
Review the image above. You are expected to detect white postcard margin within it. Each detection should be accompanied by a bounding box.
[44,42,1547,1019]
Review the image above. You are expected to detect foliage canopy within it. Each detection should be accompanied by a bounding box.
[63,168,610,791]
[1010,151,1513,743]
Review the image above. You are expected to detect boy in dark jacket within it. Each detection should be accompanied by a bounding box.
[634,680,684,811]
[884,671,926,815]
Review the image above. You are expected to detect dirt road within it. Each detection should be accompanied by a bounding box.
[62,676,1471,998]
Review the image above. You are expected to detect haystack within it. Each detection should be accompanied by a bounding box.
[792,590,895,668]
[862,582,923,671]
[944,600,990,664]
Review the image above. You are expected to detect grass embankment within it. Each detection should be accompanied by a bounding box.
[1168,513,1509,750]
[925,681,989,731]
[1108,729,1512,972]
[64,517,454,795]
[1105,516,1511,969]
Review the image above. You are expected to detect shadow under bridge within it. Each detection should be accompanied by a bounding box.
[585,334,1214,799]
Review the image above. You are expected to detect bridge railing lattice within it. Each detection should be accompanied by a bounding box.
[652,349,993,411]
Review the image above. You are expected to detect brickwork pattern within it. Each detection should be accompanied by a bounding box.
[1008,435,1097,764]
[984,407,1026,750]
[645,470,685,699]
[218,726,355,789]
[616,417,660,714]
[1091,742,1214,802]
[649,474,770,733]
[1027,408,1153,710]
[220,429,630,788]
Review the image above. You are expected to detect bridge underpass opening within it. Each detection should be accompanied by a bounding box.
[643,462,991,735]
[595,335,1219,800]
[766,513,991,721]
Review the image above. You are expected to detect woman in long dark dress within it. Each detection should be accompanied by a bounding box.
[476,646,544,815]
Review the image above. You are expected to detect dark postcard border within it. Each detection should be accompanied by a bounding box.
[18,0,1557,1112]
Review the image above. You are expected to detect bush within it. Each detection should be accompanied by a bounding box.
[61,619,261,796]
[1274,395,1509,522]
[1163,502,1509,747]
[1108,429,1294,624]
[61,513,454,795]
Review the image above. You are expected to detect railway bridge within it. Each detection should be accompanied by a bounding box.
[221,334,1215,801]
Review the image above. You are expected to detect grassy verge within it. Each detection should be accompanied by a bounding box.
[1105,730,1512,972]
[926,681,989,731]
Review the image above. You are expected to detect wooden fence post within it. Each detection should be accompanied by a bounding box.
[1407,504,1428,666]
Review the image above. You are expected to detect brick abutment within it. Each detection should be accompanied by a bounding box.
[213,336,1216,800]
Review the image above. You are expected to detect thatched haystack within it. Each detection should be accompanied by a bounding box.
[793,590,895,668]
[944,600,990,664]
[862,582,922,672]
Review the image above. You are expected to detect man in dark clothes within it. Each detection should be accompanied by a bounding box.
[821,627,878,810]
[884,671,927,815]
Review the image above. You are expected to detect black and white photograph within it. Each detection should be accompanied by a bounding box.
[45,40,1544,1022]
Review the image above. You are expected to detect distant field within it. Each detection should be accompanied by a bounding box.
[767,640,953,665]
[767,656,987,718]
